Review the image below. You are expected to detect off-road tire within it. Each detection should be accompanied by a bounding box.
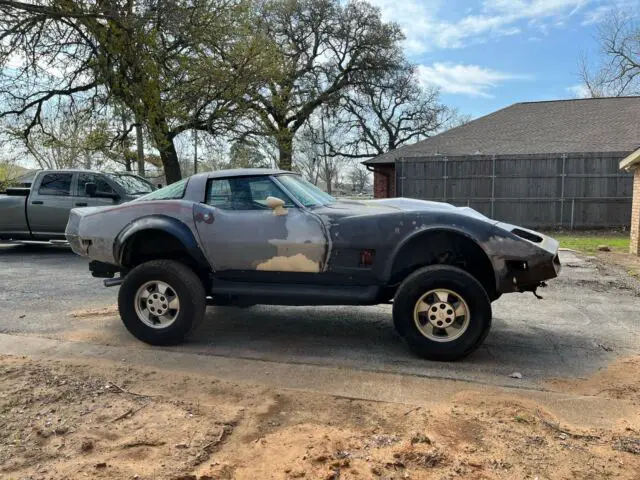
[393,265,492,361]
[118,259,206,345]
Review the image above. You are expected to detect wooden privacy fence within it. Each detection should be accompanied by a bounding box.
[395,152,633,229]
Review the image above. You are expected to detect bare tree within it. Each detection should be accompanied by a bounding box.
[579,10,640,97]
[348,164,370,193]
[322,65,453,159]
[297,107,352,194]
[243,0,404,171]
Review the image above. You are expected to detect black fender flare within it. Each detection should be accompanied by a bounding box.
[113,214,209,268]
[381,224,497,288]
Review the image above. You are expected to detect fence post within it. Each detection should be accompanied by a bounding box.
[491,155,496,218]
[570,198,575,230]
[559,154,567,228]
[397,158,403,197]
[443,156,448,202]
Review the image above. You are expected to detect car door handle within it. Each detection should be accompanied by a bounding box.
[31,201,43,205]
[75,202,88,207]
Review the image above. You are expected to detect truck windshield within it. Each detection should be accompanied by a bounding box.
[107,174,154,195]
[276,174,335,207]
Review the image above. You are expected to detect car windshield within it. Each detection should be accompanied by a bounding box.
[107,174,155,195]
[276,174,335,207]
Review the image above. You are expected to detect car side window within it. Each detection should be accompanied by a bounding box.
[206,177,293,210]
[77,173,115,197]
[37,173,72,196]
[137,178,188,201]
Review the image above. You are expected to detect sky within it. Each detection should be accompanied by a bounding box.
[369,0,639,119]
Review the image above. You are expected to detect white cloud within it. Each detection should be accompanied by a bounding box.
[581,1,636,26]
[368,0,597,53]
[417,63,531,98]
[566,83,591,97]
[581,4,615,24]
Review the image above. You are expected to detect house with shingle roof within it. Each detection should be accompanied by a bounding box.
[363,97,640,255]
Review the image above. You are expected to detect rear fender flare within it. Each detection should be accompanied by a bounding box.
[114,214,209,268]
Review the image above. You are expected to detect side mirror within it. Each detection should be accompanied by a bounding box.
[266,196,287,216]
[84,182,97,197]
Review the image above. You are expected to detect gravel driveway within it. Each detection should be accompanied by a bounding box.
[1,242,638,388]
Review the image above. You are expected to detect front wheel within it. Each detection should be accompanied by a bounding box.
[393,265,492,361]
[118,260,206,345]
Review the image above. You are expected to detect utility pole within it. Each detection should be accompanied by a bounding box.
[135,122,145,177]
[320,107,331,195]
[193,130,198,174]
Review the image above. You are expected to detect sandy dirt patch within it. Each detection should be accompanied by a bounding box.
[69,306,119,318]
[1,355,639,480]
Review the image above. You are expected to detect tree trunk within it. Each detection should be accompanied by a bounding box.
[149,118,182,184]
[159,140,181,184]
[276,129,294,171]
[324,160,332,195]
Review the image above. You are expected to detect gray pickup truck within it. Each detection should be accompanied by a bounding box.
[0,169,155,242]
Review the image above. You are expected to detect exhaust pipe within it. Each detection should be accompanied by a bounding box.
[104,277,124,287]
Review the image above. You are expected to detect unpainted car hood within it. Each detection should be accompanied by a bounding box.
[316,197,496,223]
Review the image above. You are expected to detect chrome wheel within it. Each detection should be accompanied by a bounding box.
[134,280,180,329]
[413,289,470,342]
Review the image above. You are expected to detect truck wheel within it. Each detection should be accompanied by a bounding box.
[393,265,492,361]
[118,259,206,345]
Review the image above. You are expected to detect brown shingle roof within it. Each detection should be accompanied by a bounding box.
[363,96,640,165]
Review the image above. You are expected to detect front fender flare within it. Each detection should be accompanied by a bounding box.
[381,225,495,284]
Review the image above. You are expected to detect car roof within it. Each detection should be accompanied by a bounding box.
[35,169,142,176]
[205,168,295,179]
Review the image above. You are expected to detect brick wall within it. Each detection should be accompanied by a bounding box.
[631,167,640,256]
[372,165,396,199]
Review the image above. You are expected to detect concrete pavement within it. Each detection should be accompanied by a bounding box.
[0,242,639,391]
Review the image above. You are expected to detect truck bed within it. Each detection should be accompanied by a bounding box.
[0,192,31,240]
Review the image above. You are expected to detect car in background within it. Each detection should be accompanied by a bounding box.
[0,169,155,243]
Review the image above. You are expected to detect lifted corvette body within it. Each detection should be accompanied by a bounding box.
[66,169,560,360]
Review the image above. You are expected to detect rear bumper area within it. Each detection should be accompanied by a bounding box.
[89,260,121,279]
[65,210,85,256]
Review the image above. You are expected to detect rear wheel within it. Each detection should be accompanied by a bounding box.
[393,265,492,361]
[118,260,206,345]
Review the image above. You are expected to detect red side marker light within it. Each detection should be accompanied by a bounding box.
[360,249,375,266]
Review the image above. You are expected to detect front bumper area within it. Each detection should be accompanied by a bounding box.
[492,223,562,294]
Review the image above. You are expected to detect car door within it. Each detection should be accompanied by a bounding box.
[74,173,119,208]
[193,176,328,275]
[28,172,74,239]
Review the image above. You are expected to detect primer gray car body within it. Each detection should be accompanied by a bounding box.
[66,169,560,306]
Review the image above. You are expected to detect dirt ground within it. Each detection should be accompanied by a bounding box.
[1,355,639,480]
[596,251,640,280]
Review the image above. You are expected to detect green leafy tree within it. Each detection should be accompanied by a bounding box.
[228,140,271,169]
[0,0,269,183]
[243,0,404,171]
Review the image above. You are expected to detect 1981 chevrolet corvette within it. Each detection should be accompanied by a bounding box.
[66,168,561,361]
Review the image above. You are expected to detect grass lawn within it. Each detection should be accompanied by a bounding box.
[545,232,630,253]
